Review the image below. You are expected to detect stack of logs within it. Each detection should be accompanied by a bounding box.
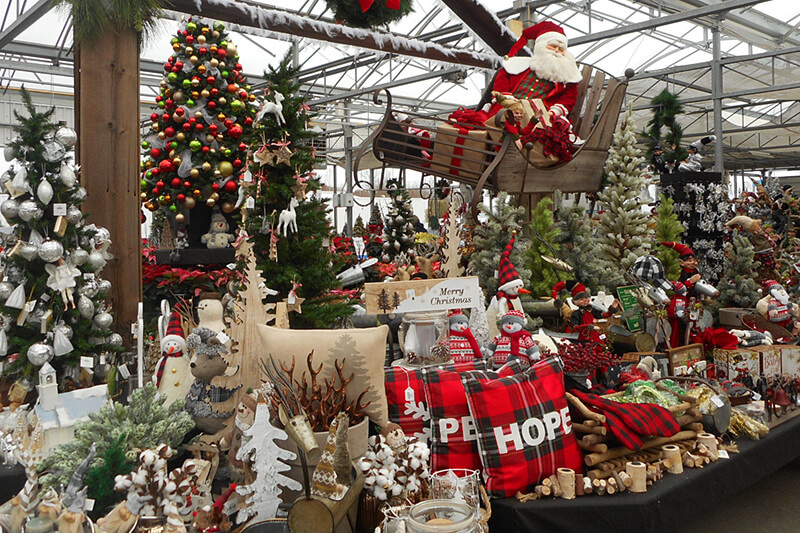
[517,386,726,502]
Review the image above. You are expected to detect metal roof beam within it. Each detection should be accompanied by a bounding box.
[0,0,53,51]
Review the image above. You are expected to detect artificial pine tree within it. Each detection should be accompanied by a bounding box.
[242,56,352,328]
[140,17,256,243]
[716,232,761,308]
[524,198,561,297]
[553,205,605,292]
[381,178,416,262]
[468,192,530,303]
[0,90,121,379]
[654,194,685,280]
[595,107,653,288]
[353,214,368,238]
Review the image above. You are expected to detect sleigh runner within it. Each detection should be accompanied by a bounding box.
[354,64,632,214]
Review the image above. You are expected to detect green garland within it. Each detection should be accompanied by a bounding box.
[325,0,414,28]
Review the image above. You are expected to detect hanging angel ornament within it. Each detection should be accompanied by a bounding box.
[45,257,81,310]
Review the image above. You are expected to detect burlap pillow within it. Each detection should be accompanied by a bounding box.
[256,325,390,427]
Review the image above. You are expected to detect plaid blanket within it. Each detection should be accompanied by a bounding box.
[520,115,574,161]
[570,390,680,450]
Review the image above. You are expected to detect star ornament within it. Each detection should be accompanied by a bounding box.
[253,146,275,167]
[274,145,294,166]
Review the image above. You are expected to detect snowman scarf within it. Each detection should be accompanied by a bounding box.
[450,327,482,359]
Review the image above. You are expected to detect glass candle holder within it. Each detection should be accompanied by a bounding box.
[429,469,481,519]
[398,311,450,367]
[406,499,478,533]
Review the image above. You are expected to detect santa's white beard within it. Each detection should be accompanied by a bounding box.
[529,42,581,84]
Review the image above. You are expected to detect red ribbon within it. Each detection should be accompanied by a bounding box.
[360,0,401,12]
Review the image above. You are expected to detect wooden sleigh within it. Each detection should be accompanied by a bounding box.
[353,64,633,215]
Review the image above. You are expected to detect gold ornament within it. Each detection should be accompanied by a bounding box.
[221,201,235,214]
[176,132,186,142]
[169,150,176,159]
[193,189,202,198]
[206,134,215,143]
[210,192,220,201]
[185,46,194,55]
[275,145,294,166]
[216,134,224,142]
[165,88,173,97]
[206,198,216,207]
[158,132,166,140]
[201,89,210,98]
[140,192,148,201]
[218,97,227,106]
[175,213,185,223]
[191,90,199,99]
[151,123,160,132]
[173,90,184,102]
[172,43,181,52]
[173,157,182,166]
[214,170,222,178]
[212,30,220,38]
[195,111,204,119]
[189,55,199,65]
[210,58,219,68]
[173,112,185,123]
[191,78,200,87]
[146,201,158,211]
[217,113,226,121]
[190,168,200,178]
[226,44,237,57]
[218,161,234,177]
[202,162,212,171]
[197,35,207,44]
[198,65,207,74]
[184,197,196,208]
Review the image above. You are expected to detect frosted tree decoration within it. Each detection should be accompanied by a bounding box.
[595,105,654,286]
[235,391,302,524]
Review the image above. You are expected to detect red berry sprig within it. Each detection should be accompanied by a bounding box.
[556,341,620,373]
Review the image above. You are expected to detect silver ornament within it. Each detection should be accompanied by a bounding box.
[37,178,54,205]
[18,200,43,222]
[3,145,15,162]
[108,332,123,346]
[93,312,113,330]
[79,282,98,298]
[41,140,66,163]
[0,282,13,301]
[71,249,89,266]
[66,206,83,224]
[0,314,11,331]
[19,244,39,261]
[394,241,401,250]
[26,342,54,366]
[87,251,106,272]
[73,187,87,202]
[54,126,77,149]
[53,323,73,340]
[60,161,77,187]
[4,264,24,284]
[0,199,19,220]
[78,295,94,318]
[37,240,64,263]
[29,230,44,245]
[96,279,112,295]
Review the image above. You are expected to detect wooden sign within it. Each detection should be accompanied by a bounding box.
[364,277,482,314]
[615,285,643,332]
[666,343,705,375]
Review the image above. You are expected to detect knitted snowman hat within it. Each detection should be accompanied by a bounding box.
[502,309,526,325]
[160,309,186,353]
[498,232,523,293]
[448,309,468,323]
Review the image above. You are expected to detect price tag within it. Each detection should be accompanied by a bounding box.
[718,449,730,459]
[711,395,726,408]
[405,386,415,403]
[83,273,95,280]
[752,392,762,401]
[99,355,106,365]
[494,270,499,279]
[53,203,67,216]
[84,499,95,512]
[245,197,255,209]
[216,332,230,345]
[80,356,94,369]
[118,364,131,379]
[131,323,138,336]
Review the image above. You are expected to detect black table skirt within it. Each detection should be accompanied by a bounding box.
[489,414,800,533]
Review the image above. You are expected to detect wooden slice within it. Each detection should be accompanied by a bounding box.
[288,498,334,533]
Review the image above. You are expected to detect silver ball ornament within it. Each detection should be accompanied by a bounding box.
[38,240,64,263]
[3,145,16,162]
[54,126,78,149]
[18,200,43,222]
[108,333,123,347]
[19,244,39,261]
[96,280,112,295]
[93,312,113,330]
[41,141,66,163]
[79,283,98,298]
[27,342,54,366]
[0,282,13,301]
[78,295,95,319]
[66,207,83,224]
[53,323,73,340]
[87,251,106,272]
[71,249,89,266]
[0,199,19,220]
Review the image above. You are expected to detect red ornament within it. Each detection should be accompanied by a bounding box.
[177,193,186,203]
[182,122,192,132]
[159,161,172,173]
[155,95,163,102]
[209,124,218,135]
[210,88,219,97]
[171,178,182,187]
[184,181,192,188]
[227,125,242,139]
[150,113,159,122]
[235,63,242,71]
[226,84,237,93]
[189,117,197,124]
[202,146,210,153]
[239,90,248,100]
[199,47,208,56]
[232,159,242,168]
[224,180,237,192]
[150,148,161,158]
[217,48,227,58]
[175,108,185,116]
[171,66,179,73]
[212,183,221,192]
[208,101,217,110]
[182,30,188,36]
[186,35,194,44]
[238,142,247,151]
[244,117,253,126]
[162,113,171,122]
[207,76,216,85]
[224,119,233,128]
[163,62,172,72]
[175,61,184,70]
[194,123,204,131]
[156,180,166,189]
[164,127,176,138]
[151,168,160,176]
[165,99,174,109]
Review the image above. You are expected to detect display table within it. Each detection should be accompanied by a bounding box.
[489,413,800,533]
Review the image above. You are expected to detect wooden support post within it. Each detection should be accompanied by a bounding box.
[76,26,141,344]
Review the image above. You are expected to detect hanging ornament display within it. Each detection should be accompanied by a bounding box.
[52,322,73,340]
[70,249,89,266]
[37,178,54,205]
[273,144,294,166]
[41,140,66,163]
[66,206,82,224]
[96,279,112,295]
[26,342,54,366]
[3,144,16,162]
[0,198,20,220]
[60,161,77,187]
[19,244,39,261]
[107,333,123,346]
[54,125,78,149]
[37,240,64,263]
[77,295,95,319]
[92,312,113,331]
[18,200,43,222]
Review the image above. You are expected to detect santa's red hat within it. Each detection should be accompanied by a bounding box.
[571,282,589,300]
[660,241,695,258]
[502,309,526,325]
[762,280,781,294]
[506,21,567,59]
[160,309,186,353]
[552,280,580,300]
[498,232,523,293]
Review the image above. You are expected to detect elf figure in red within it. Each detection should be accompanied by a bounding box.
[567,283,620,343]
[489,231,530,317]
[666,281,689,348]
[488,310,540,369]
[660,241,702,295]
[448,309,483,363]
[487,21,581,122]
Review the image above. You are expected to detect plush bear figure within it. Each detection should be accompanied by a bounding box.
[201,210,235,249]
[185,327,241,436]
[488,310,540,369]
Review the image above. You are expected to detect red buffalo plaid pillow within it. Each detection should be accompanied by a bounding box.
[422,360,522,473]
[462,357,582,498]
[385,360,489,443]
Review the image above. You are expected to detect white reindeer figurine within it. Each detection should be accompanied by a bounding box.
[256,92,286,126]
[277,197,299,237]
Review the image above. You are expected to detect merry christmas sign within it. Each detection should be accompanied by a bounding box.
[365,277,482,314]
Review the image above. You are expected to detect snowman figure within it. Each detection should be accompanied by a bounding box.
[448,309,483,363]
[487,310,540,369]
[201,209,235,249]
[153,303,192,406]
[486,232,529,339]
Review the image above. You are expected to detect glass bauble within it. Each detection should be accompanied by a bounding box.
[0,282,13,301]
[394,241,401,250]
[96,279,112,295]
[93,312,113,330]
[37,178,54,205]
[77,295,95,318]
[87,251,107,272]
[79,282,98,298]
[71,249,89,266]
[66,206,83,224]
[27,342,54,366]
[38,240,64,263]
[0,199,19,220]
[60,162,77,187]
[108,333,123,346]
[42,141,66,163]
[55,125,77,148]
[19,244,39,261]
[18,200,43,222]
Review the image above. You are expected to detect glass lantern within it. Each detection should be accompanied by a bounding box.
[406,500,479,533]
[398,311,450,366]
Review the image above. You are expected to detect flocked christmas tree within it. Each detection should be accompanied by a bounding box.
[0,90,121,379]
[595,106,653,288]
[242,55,352,328]
[140,17,256,243]
[716,231,761,308]
[468,192,530,304]
[654,194,685,281]
[382,178,416,262]
[524,197,560,297]
[553,204,605,292]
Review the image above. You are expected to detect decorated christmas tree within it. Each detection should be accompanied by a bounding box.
[524,197,560,297]
[140,16,256,245]
[553,204,605,292]
[0,90,121,379]
[595,107,653,288]
[716,232,761,308]
[654,194,685,281]
[352,214,367,238]
[242,56,352,328]
[468,192,530,304]
[381,178,416,262]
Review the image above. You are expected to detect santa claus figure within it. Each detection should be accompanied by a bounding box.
[154,307,192,406]
[488,231,530,317]
[488,310,540,369]
[757,280,800,336]
[487,21,582,122]
[448,309,483,363]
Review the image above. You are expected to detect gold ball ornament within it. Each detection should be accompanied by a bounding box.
[158,132,166,140]
[221,201,235,214]
[201,89,210,98]
[191,78,200,87]
[226,44,237,57]
[210,192,220,201]
[218,161,234,177]
[165,88,173,97]
[172,157,182,166]
[185,46,194,55]
[191,90,199,99]
[173,90,184,102]
[216,134,224,142]
[190,168,200,178]
[195,111,204,119]
[197,35,206,44]
[248,94,256,102]
[168,150,176,159]
[189,55,199,65]
[151,123,160,132]
[214,170,222,178]
[160,80,167,88]
[218,97,227,106]
[202,26,210,34]
[176,132,186,142]
[197,64,207,75]
[163,194,172,204]
[173,112,185,123]
[206,134,215,143]
[193,189,202,198]
[202,162,212,171]
[217,113,226,121]
[210,58,219,67]
[140,192,148,201]
[212,30,220,38]
[172,43,181,52]
[206,197,216,207]
[146,201,158,211]
[209,148,217,155]
[175,213,185,223]
[184,196,196,209]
